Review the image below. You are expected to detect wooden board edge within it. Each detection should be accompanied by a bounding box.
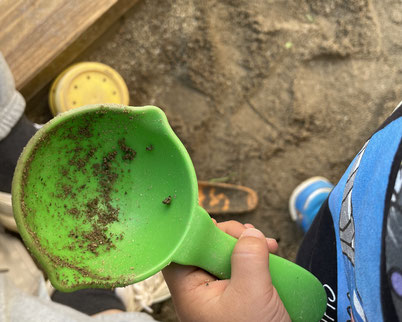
[21,0,141,102]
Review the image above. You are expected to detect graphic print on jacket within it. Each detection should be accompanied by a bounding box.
[339,141,369,322]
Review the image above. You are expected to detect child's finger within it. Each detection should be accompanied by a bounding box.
[216,220,247,239]
[267,238,278,253]
[230,228,272,295]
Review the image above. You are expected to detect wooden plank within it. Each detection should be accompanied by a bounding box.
[0,0,116,89]
[0,0,139,100]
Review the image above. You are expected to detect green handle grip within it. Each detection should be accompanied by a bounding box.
[173,206,327,321]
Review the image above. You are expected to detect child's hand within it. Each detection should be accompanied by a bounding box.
[162,220,290,322]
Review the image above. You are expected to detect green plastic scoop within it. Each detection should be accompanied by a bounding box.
[12,104,326,321]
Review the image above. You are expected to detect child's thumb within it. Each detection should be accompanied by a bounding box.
[230,228,273,294]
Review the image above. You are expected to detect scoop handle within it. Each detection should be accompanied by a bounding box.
[172,206,327,322]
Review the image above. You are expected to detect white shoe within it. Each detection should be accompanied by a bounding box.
[115,272,171,313]
[0,191,17,232]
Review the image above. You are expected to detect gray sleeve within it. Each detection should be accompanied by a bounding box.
[0,275,157,322]
[0,52,25,140]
